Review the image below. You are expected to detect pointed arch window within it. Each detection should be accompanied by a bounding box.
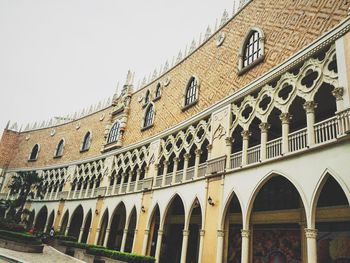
[238,27,265,74]
[108,121,121,144]
[55,139,65,158]
[183,76,199,109]
[143,104,154,129]
[29,144,39,161]
[144,90,150,104]
[81,131,92,152]
[155,83,161,99]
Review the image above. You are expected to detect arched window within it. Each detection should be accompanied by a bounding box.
[108,121,121,144]
[239,28,265,73]
[29,144,39,161]
[184,76,198,107]
[155,83,161,99]
[144,90,150,105]
[81,132,91,151]
[143,104,154,128]
[55,139,64,157]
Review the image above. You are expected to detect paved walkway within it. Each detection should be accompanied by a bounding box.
[0,245,85,263]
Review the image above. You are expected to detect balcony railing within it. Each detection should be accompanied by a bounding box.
[288,128,307,152]
[267,137,282,159]
[247,145,260,164]
[315,116,338,144]
[230,151,242,169]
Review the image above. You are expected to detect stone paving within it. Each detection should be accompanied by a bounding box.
[0,245,85,263]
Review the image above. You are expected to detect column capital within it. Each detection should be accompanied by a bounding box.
[303,101,318,113]
[134,229,138,235]
[199,229,205,236]
[206,144,213,151]
[225,137,232,146]
[195,149,203,156]
[259,122,271,132]
[183,229,190,236]
[332,87,344,101]
[144,229,150,235]
[136,168,142,174]
[217,229,225,237]
[154,163,159,169]
[241,130,251,139]
[157,229,164,235]
[304,228,318,239]
[173,157,179,163]
[80,227,84,231]
[241,229,250,238]
[163,160,170,166]
[123,229,129,234]
[184,153,191,160]
[279,113,292,124]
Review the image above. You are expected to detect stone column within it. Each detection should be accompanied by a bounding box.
[54,186,60,200]
[182,153,190,181]
[78,183,83,199]
[194,149,202,178]
[64,227,70,236]
[153,164,159,187]
[305,228,318,263]
[207,144,213,160]
[172,157,179,182]
[304,101,317,147]
[259,123,270,161]
[332,87,344,112]
[241,131,251,166]
[131,229,138,252]
[197,229,205,263]
[126,171,132,193]
[120,228,128,252]
[161,161,169,187]
[85,181,91,198]
[241,229,250,263]
[180,229,189,263]
[216,230,225,263]
[225,137,232,169]
[78,227,84,242]
[155,229,163,263]
[134,169,141,192]
[141,229,150,255]
[112,176,117,195]
[280,113,291,154]
[94,227,100,245]
[103,228,110,247]
[49,186,55,200]
[119,173,125,194]
[72,183,78,199]
[90,180,96,198]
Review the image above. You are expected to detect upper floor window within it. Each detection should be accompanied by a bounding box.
[155,83,161,99]
[29,144,39,161]
[184,76,199,108]
[144,90,150,105]
[239,27,265,74]
[143,104,154,129]
[55,139,65,158]
[81,131,92,152]
[107,121,121,144]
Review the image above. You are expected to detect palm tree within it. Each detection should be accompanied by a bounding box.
[7,171,44,223]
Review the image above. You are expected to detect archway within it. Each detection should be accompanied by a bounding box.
[250,175,306,262]
[147,205,160,257]
[186,199,202,263]
[97,209,109,246]
[26,210,35,230]
[46,210,55,232]
[160,195,185,263]
[60,210,69,234]
[314,174,350,262]
[81,210,92,243]
[125,207,137,253]
[34,206,48,232]
[222,194,243,263]
[107,202,126,250]
[68,205,84,239]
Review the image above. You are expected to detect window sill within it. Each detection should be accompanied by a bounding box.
[141,123,154,132]
[181,100,198,112]
[153,96,161,102]
[80,148,89,153]
[238,55,265,76]
[28,158,37,162]
[53,155,62,159]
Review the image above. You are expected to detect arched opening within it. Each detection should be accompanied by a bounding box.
[68,205,84,240]
[97,209,109,246]
[125,207,137,253]
[107,203,126,250]
[46,210,55,232]
[81,210,92,243]
[267,107,282,141]
[250,176,305,262]
[289,96,306,133]
[27,210,35,230]
[60,211,69,234]
[186,199,202,263]
[314,83,336,123]
[223,194,243,263]
[160,195,185,263]
[231,125,244,154]
[315,175,350,261]
[34,206,48,232]
[147,205,160,257]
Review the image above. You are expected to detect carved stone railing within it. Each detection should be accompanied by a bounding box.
[198,163,207,177]
[267,138,282,159]
[247,145,260,164]
[165,174,172,185]
[142,178,153,190]
[96,187,106,197]
[230,151,242,169]
[288,128,307,152]
[206,155,226,175]
[337,108,350,136]
[154,176,162,187]
[58,191,69,200]
[314,116,338,144]
[175,171,182,183]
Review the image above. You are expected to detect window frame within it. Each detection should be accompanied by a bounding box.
[54,139,65,158]
[107,121,121,144]
[182,76,200,111]
[81,131,92,152]
[238,27,265,75]
[141,103,155,131]
[28,144,40,161]
[154,83,162,101]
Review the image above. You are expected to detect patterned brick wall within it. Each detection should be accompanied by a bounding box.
[0,130,19,168]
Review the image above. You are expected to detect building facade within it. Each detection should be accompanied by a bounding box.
[1,0,350,262]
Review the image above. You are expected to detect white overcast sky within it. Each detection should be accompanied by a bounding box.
[0,0,238,135]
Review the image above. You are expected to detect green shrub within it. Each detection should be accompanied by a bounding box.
[87,247,155,263]
[61,240,103,250]
[55,235,77,242]
[0,229,41,245]
[0,219,25,232]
